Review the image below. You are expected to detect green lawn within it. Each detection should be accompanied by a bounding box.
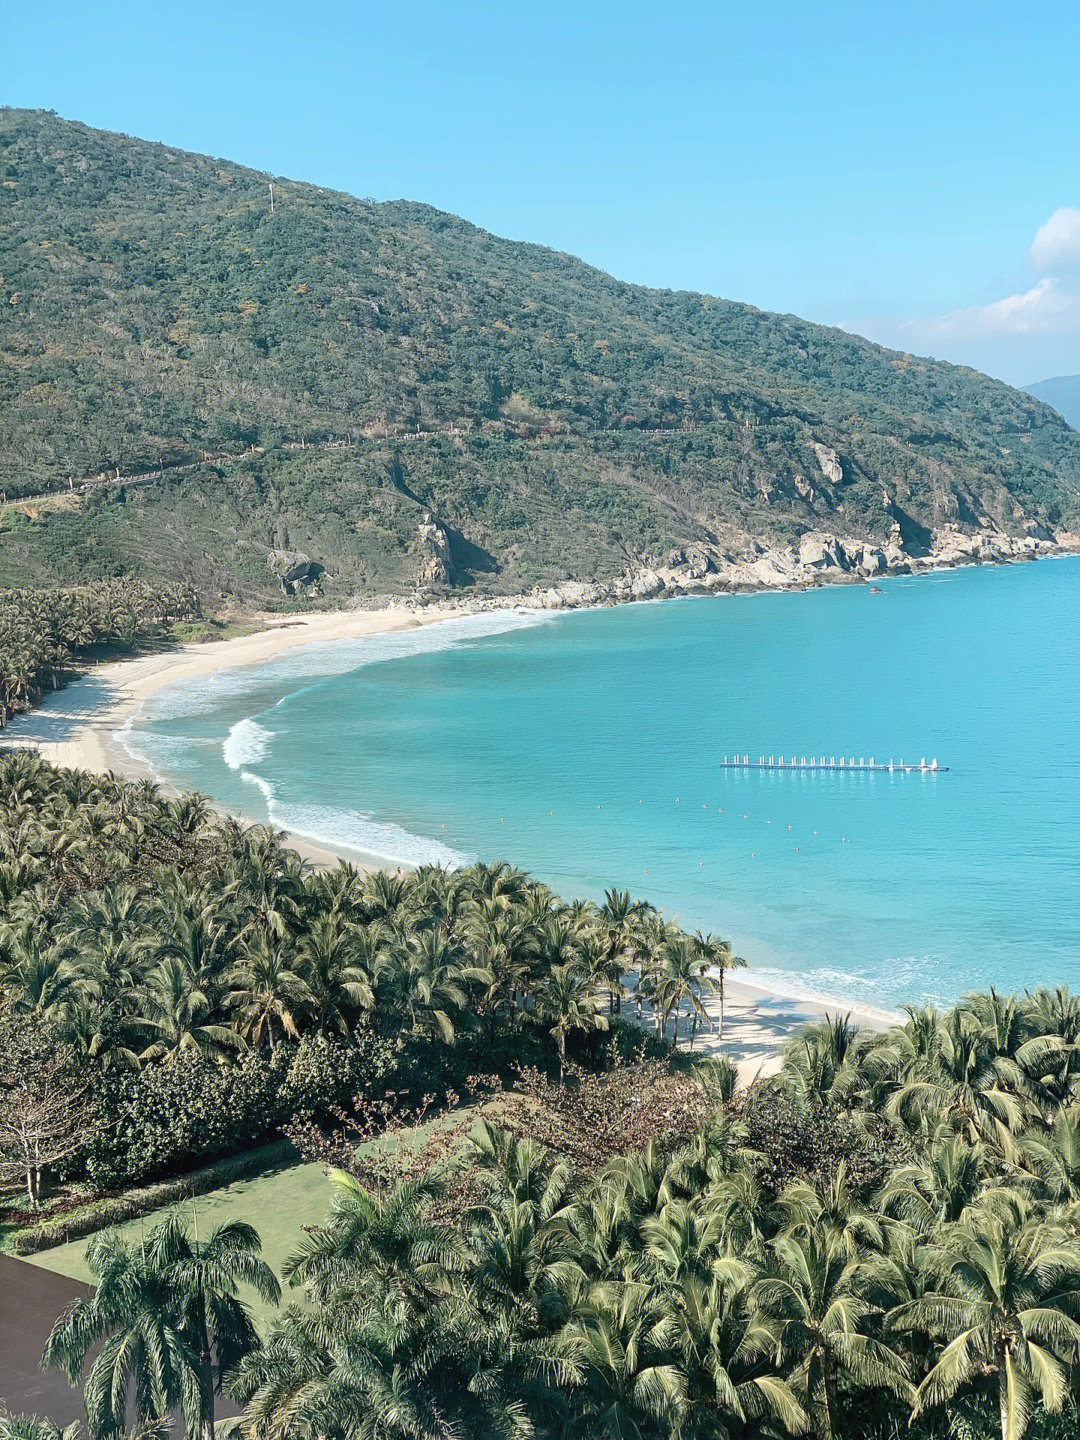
[23,1105,480,1325]
[26,1159,335,1323]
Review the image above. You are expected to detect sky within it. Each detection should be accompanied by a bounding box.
[7,0,1080,386]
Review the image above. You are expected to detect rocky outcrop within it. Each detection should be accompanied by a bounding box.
[414,511,454,587]
[267,548,311,579]
[811,443,844,486]
[539,580,608,609]
[628,568,665,600]
[267,550,323,595]
[798,532,848,571]
[395,522,1077,627]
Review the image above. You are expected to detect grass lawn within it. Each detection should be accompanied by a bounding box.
[26,1158,335,1323]
[21,1103,481,1325]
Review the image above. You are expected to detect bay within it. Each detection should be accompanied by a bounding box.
[127,557,1080,1011]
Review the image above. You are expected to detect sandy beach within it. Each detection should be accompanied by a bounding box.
[2,601,481,869]
[3,601,902,1074]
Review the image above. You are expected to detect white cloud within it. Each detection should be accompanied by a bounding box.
[1029,207,1080,270]
[903,277,1080,341]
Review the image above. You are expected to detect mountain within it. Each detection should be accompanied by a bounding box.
[2,109,1079,602]
[1024,376,1080,433]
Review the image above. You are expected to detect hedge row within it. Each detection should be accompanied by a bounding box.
[9,1139,296,1255]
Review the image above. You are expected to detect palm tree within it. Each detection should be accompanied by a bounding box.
[641,1198,724,1284]
[1011,1104,1080,1205]
[229,862,303,944]
[1020,987,1080,1107]
[462,898,537,1037]
[135,957,243,1064]
[284,1170,461,1320]
[781,1014,863,1107]
[0,1418,86,1440]
[751,1231,913,1440]
[893,1204,1080,1440]
[566,1280,686,1438]
[225,936,314,1049]
[463,1151,579,1338]
[690,930,744,1042]
[42,1214,279,1440]
[777,1162,885,1259]
[886,1007,1029,1141]
[0,1418,167,1440]
[877,1130,992,1234]
[529,963,607,1082]
[662,1267,809,1439]
[597,889,655,1015]
[377,930,467,1043]
[295,913,375,1035]
[651,935,717,1049]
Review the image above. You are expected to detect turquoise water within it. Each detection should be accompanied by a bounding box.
[126,558,1080,1011]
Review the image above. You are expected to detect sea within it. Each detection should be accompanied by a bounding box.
[119,556,1080,1013]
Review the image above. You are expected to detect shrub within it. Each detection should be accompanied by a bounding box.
[86,1032,394,1188]
[736,1082,910,1198]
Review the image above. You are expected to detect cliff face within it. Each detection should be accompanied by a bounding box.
[3,109,1080,603]
[531,525,1074,610]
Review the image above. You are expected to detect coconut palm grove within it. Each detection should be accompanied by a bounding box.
[0,746,1079,1440]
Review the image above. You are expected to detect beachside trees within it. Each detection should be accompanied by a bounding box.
[0,582,200,727]
[220,1077,1080,1440]
[649,933,718,1048]
[690,930,745,1041]
[752,1232,914,1440]
[15,926,1080,1440]
[529,962,607,1081]
[12,753,1080,1440]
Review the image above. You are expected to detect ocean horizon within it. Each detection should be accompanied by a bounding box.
[123,556,1080,1014]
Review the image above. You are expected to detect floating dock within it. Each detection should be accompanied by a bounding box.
[720,755,947,773]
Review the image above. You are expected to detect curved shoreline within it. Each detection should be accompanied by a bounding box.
[1,593,907,1079]
[3,601,484,867]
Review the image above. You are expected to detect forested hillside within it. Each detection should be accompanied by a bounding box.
[3,109,1079,600]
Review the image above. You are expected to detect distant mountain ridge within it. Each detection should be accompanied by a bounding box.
[1024,376,1080,433]
[2,108,1079,601]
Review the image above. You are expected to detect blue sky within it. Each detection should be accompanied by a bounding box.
[8,0,1080,385]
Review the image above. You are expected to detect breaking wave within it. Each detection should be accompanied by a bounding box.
[266,799,472,869]
[223,717,273,771]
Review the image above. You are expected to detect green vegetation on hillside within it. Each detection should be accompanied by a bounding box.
[3,110,1079,601]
